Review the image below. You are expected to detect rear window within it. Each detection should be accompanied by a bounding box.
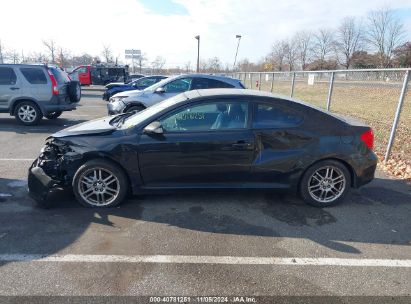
[0,67,17,85]
[253,103,303,128]
[191,78,235,89]
[49,67,70,84]
[20,68,47,84]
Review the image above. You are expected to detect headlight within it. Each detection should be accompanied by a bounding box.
[110,96,128,103]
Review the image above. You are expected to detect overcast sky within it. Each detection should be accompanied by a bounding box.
[1,0,411,67]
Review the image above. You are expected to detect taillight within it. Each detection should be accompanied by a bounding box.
[47,69,59,95]
[360,129,374,150]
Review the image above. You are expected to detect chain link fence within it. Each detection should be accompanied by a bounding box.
[233,69,411,164]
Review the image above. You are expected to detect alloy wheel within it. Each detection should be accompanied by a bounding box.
[78,168,120,206]
[17,105,37,123]
[308,166,346,203]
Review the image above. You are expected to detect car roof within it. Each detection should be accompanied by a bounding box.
[0,63,48,68]
[182,88,344,120]
[183,88,290,100]
[170,73,243,86]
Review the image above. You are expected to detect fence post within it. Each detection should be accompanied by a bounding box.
[384,70,410,162]
[270,73,274,92]
[290,72,296,97]
[326,72,335,111]
[258,73,262,91]
[249,73,253,89]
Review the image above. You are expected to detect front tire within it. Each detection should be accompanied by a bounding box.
[299,160,351,207]
[14,101,43,125]
[72,159,128,208]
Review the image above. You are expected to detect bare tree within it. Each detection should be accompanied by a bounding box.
[313,28,334,69]
[284,39,298,71]
[0,40,5,64]
[101,45,113,63]
[56,47,72,68]
[294,31,312,70]
[151,56,166,73]
[42,39,57,63]
[334,17,363,69]
[7,49,20,64]
[25,52,48,63]
[184,61,191,73]
[208,57,222,73]
[72,53,94,66]
[366,7,405,67]
[270,40,288,71]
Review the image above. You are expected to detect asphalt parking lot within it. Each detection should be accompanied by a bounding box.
[0,91,410,299]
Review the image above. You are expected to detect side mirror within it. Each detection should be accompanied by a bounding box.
[154,87,165,94]
[143,121,164,134]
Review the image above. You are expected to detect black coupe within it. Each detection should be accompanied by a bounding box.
[28,89,377,208]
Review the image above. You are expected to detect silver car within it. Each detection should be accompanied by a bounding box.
[107,74,245,115]
[0,64,81,125]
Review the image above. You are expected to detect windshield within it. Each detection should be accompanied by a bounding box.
[120,93,188,129]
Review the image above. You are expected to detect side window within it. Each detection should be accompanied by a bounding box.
[20,68,47,84]
[191,78,235,90]
[137,78,157,87]
[207,79,235,88]
[253,103,303,129]
[163,78,192,93]
[0,67,17,85]
[160,101,249,132]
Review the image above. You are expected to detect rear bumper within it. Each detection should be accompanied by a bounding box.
[352,152,378,188]
[43,103,77,113]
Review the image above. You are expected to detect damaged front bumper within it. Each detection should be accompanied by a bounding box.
[28,139,83,202]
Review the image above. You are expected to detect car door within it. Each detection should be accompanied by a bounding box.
[250,100,310,186]
[77,67,90,85]
[0,67,19,110]
[137,99,255,187]
[19,67,49,101]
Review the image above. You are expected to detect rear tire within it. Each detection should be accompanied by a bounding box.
[72,159,128,208]
[299,160,351,207]
[45,111,62,119]
[14,101,43,126]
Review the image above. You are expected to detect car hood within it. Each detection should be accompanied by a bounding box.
[114,88,145,98]
[106,82,126,89]
[52,117,116,138]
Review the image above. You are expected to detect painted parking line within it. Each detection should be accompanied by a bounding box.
[0,159,34,161]
[1,254,411,268]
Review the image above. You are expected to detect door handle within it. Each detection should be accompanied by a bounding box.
[232,140,252,149]
[10,87,20,90]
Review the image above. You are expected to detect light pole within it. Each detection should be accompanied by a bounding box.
[233,34,242,71]
[195,35,200,73]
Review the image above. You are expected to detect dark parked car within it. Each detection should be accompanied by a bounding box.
[28,89,377,208]
[104,74,146,90]
[102,76,167,101]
